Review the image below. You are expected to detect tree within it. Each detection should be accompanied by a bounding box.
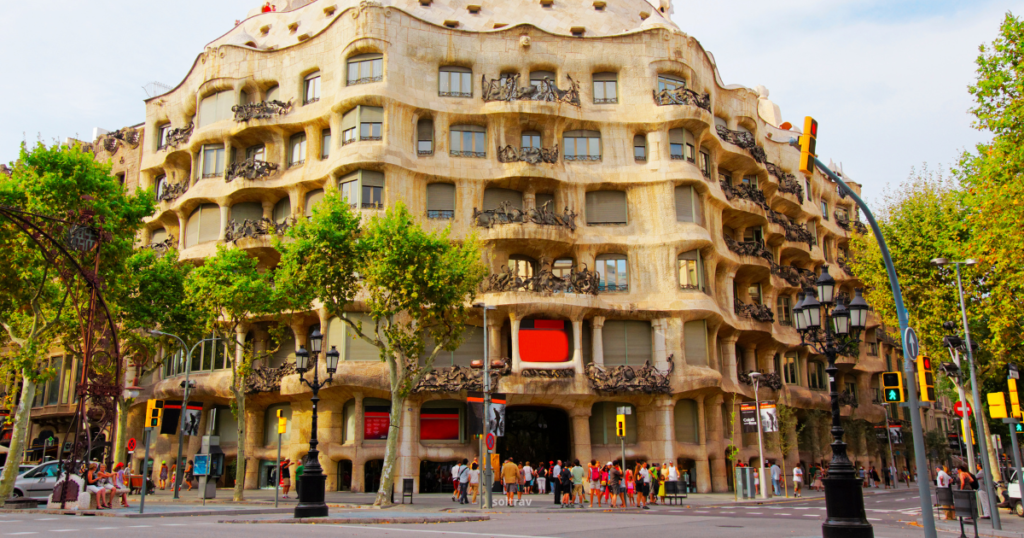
[276,196,486,506]
[184,246,289,501]
[776,403,803,497]
[0,142,153,506]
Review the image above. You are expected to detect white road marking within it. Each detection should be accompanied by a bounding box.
[776,513,790,516]
[7,533,37,536]
[160,524,187,526]
[868,518,882,521]
[92,528,119,531]
[330,526,566,538]
[125,526,152,528]
[794,507,810,510]
[803,514,818,517]
[746,512,762,514]
[48,530,78,533]
[33,519,58,522]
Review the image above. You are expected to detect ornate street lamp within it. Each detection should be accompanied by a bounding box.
[794,268,872,538]
[793,292,807,331]
[293,328,338,519]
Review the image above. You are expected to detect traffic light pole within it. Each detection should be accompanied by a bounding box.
[139,427,152,515]
[1004,419,1024,501]
[883,405,898,487]
[950,349,977,473]
[810,155,936,538]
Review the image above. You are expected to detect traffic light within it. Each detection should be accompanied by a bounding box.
[1010,378,1023,419]
[917,356,935,402]
[988,391,1008,419]
[145,399,164,429]
[1017,423,1023,434]
[798,116,818,174]
[277,409,287,434]
[615,414,626,438]
[882,372,904,403]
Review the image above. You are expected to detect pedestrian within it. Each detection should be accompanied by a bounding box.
[649,462,659,505]
[280,458,292,498]
[523,461,533,494]
[468,462,480,504]
[637,462,651,510]
[771,461,782,496]
[113,462,130,508]
[812,464,824,491]
[552,460,562,505]
[974,464,990,519]
[559,462,573,507]
[570,459,584,507]
[537,463,547,495]
[793,463,803,498]
[295,456,305,492]
[158,461,169,490]
[185,459,195,491]
[625,467,635,506]
[458,458,471,504]
[85,462,112,509]
[517,462,524,502]
[608,462,622,508]
[888,464,898,488]
[858,466,866,487]
[452,460,463,502]
[502,457,519,506]
[170,462,177,490]
[658,464,668,503]
[870,466,880,488]
[589,460,602,507]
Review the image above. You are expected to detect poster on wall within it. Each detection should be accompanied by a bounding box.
[420,408,460,441]
[364,404,391,440]
[467,392,506,437]
[182,407,202,436]
[740,401,778,433]
[159,401,204,436]
[740,403,758,434]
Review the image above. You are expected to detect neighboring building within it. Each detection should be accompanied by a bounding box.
[20,0,937,492]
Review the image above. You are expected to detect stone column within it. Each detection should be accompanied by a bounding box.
[695,395,711,493]
[351,393,365,492]
[652,318,668,370]
[591,317,605,367]
[707,394,729,492]
[218,204,230,241]
[571,319,584,375]
[510,313,522,373]
[243,403,264,489]
[649,399,674,464]
[487,315,501,363]
[262,200,274,221]
[742,345,757,373]
[177,212,188,250]
[570,407,592,466]
[398,400,420,492]
[720,334,739,385]
[799,352,810,388]
[708,327,720,372]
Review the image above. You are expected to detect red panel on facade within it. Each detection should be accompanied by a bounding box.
[519,330,570,362]
[365,411,390,440]
[420,411,460,440]
[533,319,564,330]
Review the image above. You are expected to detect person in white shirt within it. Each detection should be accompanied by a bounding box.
[523,463,533,494]
[468,462,481,504]
[770,462,782,496]
[668,463,680,482]
[936,466,952,488]
[451,462,463,502]
[793,465,804,497]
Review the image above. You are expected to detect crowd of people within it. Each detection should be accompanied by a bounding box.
[83,462,131,509]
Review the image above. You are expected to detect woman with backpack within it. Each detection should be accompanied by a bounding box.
[588,460,602,507]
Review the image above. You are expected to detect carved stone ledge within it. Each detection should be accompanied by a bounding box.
[473,200,577,231]
[413,360,511,393]
[481,73,580,107]
[585,355,673,394]
[232,100,293,122]
[99,127,140,153]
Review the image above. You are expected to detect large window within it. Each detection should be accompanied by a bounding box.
[157,124,170,150]
[602,321,651,365]
[675,185,702,224]
[593,72,618,104]
[698,149,712,177]
[821,200,829,220]
[783,352,799,385]
[748,282,763,305]
[273,197,290,224]
[245,144,266,162]
[439,66,472,97]
[304,71,321,104]
[200,144,225,178]
[674,399,699,443]
[590,402,637,445]
[231,201,263,225]
[596,254,629,292]
[684,320,708,366]
[184,203,221,248]
[809,361,826,390]
[633,134,647,161]
[563,130,601,161]
[658,74,685,93]
[585,190,627,225]
[417,119,434,155]
[677,250,704,291]
[483,187,523,211]
[347,53,383,85]
[321,129,331,159]
[423,327,483,367]
[530,70,556,89]
[450,125,486,157]
[669,128,695,162]
[359,107,383,141]
[522,131,541,150]
[289,132,307,167]
[304,188,325,217]
[198,90,234,128]
[420,400,465,442]
[426,183,455,219]
[338,170,385,209]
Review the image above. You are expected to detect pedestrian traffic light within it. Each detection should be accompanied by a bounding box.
[882,372,904,403]
[988,391,1008,419]
[145,399,164,429]
[1009,378,1023,419]
[917,356,935,402]
[798,116,818,174]
[615,414,626,438]
[1017,423,1023,434]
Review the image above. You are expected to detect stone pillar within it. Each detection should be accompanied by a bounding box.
[695,395,711,493]
[487,315,501,363]
[742,345,757,373]
[707,394,729,492]
[398,400,420,492]
[243,403,264,489]
[652,319,668,370]
[708,327,720,372]
[720,334,739,385]
[571,319,584,375]
[177,212,188,251]
[510,312,522,373]
[570,407,592,466]
[218,204,230,241]
[262,200,274,221]
[591,316,605,367]
[351,393,365,492]
[799,352,810,388]
[650,399,674,464]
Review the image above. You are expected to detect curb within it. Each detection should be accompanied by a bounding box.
[0,507,294,519]
[221,515,491,525]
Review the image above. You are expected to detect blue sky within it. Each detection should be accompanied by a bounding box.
[0,0,1015,202]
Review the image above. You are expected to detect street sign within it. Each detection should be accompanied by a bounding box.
[616,406,632,415]
[485,432,496,452]
[904,327,920,360]
[1010,363,1020,380]
[126,438,136,452]
[954,401,972,418]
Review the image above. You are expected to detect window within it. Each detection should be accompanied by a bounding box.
[669,128,695,161]
[602,321,651,364]
[823,240,832,260]
[536,192,554,209]
[805,177,812,198]
[821,200,829,219]
[674,399,699,443]
[885,354,892,372]
[339,170,385,209]
[783,353,799,385]
[684,320,708,366]
[45,357,61,405]
[742,175,758,187]
[590,402,637,444]
[151,227,168,244]
[419,400,466,441]
[184,203,221,248]
[657,74,685,92]
[231,201,263,226]
[289,132,307,166]
[743,226,764,245]
[596,254,628,292]
[200,144,225,178]
[674,185,702,224]
[483,188,523,210]
[563,130,601,161]
[198,90,234,128]
[585,190,627,225]
[678,250,704,291]
[245,144,266,162]
[836,206,849,221]
[304,71,321,104]
[530,70,556,90]
[439,66,472,97]
[699,149,711,177]
[417,119,434,155]
[360,106,383,141]
[593,72,618,104]
[58,356,75,405]
[633,134,647,161]
[321,129,331,158]
[868,342,879,356]
[522,130,541,150]
[748,282,763,305]
[273,197,291,223]
[154,175,167,200]
[552,258,573,278]
[426,183,455,219]
[157,123,170,149]
[450,124,486,157]
[509,256,536,283]
[777,296,792,325]
[303,188,325,217]
[809,361,826,390]
[347,53,383,85]
[264,404,292,445]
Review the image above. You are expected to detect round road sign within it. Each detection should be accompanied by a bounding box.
[954,401,972,418]
[904,327,920,360]
[485,432,496,451]
[126,437,137,452]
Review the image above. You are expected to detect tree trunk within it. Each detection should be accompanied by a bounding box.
[373,390,406,507]
[113,398,130,466]
[0,374,37,507]
[233,388,246,502]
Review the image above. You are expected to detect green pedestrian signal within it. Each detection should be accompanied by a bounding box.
[1017,423,1022,433]
[887,390,899,402]
[882,372,905,403]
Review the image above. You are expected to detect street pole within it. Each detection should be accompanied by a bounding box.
[482,305,493,509]
[954,263,1001,529]
[276,429,281,508]
[1006,420,1023,506]
[884,404,897,487]
[812,156,936,538]
[139,427,151,514]
[949,347,977,473]
[753,376,767,499]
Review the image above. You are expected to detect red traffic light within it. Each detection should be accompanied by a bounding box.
[921,356,931,370]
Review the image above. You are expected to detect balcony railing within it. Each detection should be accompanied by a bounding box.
[768,209,814,246]
[724,235,774,263]
[839,391,859,408]
[739,370,782,390]
[837,256,853,275]
[852,221,868,235]
[157,181,189,202]
[481,73,581,107]
[720,180,768,210]
[586,357,673,394]
[594,97,618,104]
[835,211,852,231]
[225,158,279,183]
[497,144,558,164]
[734,299,775,323]
[715,125,767,163]
[767,163,806,204]
[160,122,193,151]
[564,154,601,162]
[451,150,486,158]
[348,75,383,85]
[652,87,712,112]
[144,235,176,257]
[427,210,454,220]
[224,217,293,244]
[232,100,293,122]
[482,261,599,295]
[473,200,578,231]
[438,90,472,98]
[771,263,817,289]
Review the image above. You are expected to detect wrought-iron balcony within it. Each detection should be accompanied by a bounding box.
[734,299,775,323]
[473,201,577,231]
[497,145,558,164]
[349,75,383,85]
[438,90,472,98]
[482,261,599,295]
[724,235,774,263]
[156,181,189,203]
[144,235,176,257]
[771,263,817,289]
[225,158,279,183]
[652,86,712,112]
[481,74,581,107]
[767,163,806,204]
[160,123,193,151]
[427,210,454,220]
[586,357,673,394]
[834,211,852,231]
[232,100,293,122]
[839,391,859,408]
[739,370,782,390]
[872,389,883,405]
[715,125,767,163]
[451,150,486,158]
[836,256,853,275]
[224,217,293,244]
[851,221,868,235]
[768,209,814,246]
[720,180,768,210]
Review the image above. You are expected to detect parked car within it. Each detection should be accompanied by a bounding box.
[12,461,61,498]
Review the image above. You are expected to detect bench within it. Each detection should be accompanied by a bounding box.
[662,480,688,504]
[46,475,129,511]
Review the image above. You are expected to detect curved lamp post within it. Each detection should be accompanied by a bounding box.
[792,267,873,538]
[293,328,340,518]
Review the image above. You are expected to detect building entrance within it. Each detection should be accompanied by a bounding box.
[494,406,571,470]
